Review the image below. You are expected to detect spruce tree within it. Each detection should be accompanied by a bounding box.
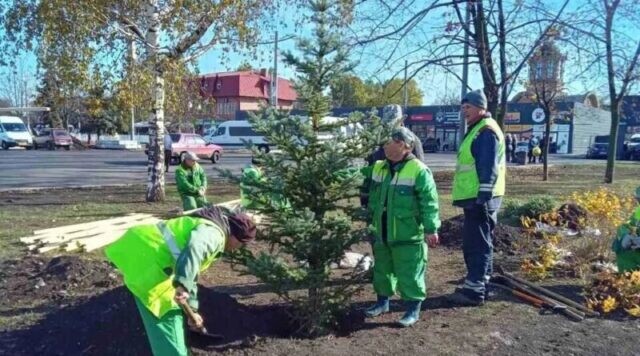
[225,0,390,336]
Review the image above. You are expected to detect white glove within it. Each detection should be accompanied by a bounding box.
[621,234,640,250]
[198,187,206,197]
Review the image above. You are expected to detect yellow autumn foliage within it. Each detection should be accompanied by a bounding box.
[569,188,636,228]
[521,243,559,280]
[586,271,640,317]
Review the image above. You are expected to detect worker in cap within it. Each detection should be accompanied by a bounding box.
[240,155,290,211]
[241,156,265,210]
[105,206,256,356]
[362,126,440,327]
[612,186,640,272]
[175,151,208,211]
[362,105,424,208]
[448,89,506,306]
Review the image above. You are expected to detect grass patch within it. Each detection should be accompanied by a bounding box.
[0,184,239,262]
[0,163,637,263]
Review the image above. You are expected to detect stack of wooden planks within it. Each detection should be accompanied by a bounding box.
[20,199,244,254]
[20,214,161,253]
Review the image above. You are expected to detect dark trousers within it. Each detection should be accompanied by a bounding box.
[461,205,498,298]
[164,150,172,172]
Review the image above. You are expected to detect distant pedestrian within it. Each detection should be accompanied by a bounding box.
[511,135,517,162]
[528,136,539,163]
[164,133,173,173]
[505,134,512,163]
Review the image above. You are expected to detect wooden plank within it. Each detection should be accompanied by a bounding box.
[31,218,160,252]
[30,213,153,236]
[65,217,161,252]
[20,214,151,244]
[33,217,159,245]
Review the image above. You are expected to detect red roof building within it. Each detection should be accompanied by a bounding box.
[198,69,297,120]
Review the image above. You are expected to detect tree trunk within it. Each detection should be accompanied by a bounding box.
[603,3,618,184]
[468,2,499,124]
[604,100,619,183]
[145,1,166,202]
[496,0,508,128]
[543,107,551,181]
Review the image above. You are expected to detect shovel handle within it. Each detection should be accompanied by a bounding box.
[511,289,544,308]
[559,306,585,322]
[178,300,204,329]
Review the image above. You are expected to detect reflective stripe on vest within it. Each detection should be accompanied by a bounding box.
[452,118,506,201]
[157,222,181,260]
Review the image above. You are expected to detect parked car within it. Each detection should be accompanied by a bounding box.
[34,128,73,150]
[586,143,608,159]
[147,133,222,164]
[0,116,34,150]
[623,134,640,160]
[422,138,439,153]
[205,120,270,153]
[586,135,609,159]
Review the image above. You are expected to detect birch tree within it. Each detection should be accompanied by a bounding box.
[1,0,274,201]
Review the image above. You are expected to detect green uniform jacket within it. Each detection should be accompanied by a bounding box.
[240,166,263,209]
[363,157,440,244]
[612,206,640,273]
[175,163,207,197]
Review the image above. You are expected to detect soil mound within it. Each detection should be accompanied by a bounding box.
[438,214,521,254]
[1,255,358,355]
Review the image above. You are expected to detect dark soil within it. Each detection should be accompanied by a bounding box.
[438,214,521,254]
[0,255,361,356]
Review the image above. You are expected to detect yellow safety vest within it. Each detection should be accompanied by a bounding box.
[452,118,506,201]
[105,216,224,317]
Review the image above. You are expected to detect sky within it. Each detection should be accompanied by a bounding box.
[1,1,639,106]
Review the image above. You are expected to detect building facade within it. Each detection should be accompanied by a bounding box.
[198,70,297,120]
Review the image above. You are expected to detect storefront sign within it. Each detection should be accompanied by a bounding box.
[436,111,460,123]
[505,112,521,123]
[532,108,546,123]
[411,113,433,121]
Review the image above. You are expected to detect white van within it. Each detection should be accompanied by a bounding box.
[314,116,363,142]
[205,120,270,152]
[0,116,34,150]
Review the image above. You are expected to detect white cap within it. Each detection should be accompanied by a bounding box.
[182,151,199,161]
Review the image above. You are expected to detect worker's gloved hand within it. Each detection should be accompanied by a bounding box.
[198,187,206,197]
[174,285,189,304]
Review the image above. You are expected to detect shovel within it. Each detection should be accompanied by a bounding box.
[178,300,225,341]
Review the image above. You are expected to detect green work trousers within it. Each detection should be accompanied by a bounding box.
[134,297,188,356]
[616,250,640,273]
[181,195,208,211]
[372,241,428,301]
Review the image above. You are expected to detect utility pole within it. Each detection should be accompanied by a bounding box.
[271,30,279,107]
[403,59,409,111]
[458,3,470,149]
[129,38,137,141]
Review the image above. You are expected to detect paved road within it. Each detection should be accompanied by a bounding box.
[0,148,636,190]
